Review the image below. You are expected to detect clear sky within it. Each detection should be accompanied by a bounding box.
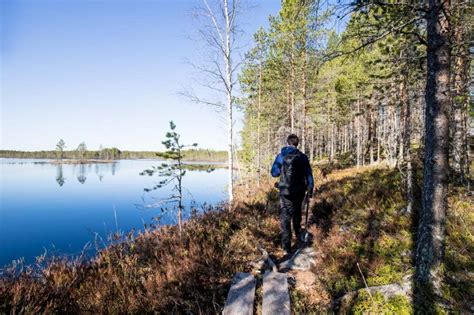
[0,0,281,151]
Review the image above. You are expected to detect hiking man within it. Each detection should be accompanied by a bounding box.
[271,134,314,255]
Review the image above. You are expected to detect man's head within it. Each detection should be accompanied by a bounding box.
[287,134,299,147]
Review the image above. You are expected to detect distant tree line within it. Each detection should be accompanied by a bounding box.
[0,145,227,162]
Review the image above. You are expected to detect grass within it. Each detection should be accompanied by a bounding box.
[1,164,472,313]
[290,164,473,313]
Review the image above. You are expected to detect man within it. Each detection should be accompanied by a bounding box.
[271,134,314,255]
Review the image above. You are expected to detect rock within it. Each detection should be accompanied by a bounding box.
[279,246,317,272]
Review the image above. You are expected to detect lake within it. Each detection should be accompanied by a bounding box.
[0,158,228,267]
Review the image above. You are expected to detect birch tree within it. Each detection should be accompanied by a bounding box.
[185,0,245,206]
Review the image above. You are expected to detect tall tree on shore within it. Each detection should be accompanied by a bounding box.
[56,139,66,160]
[184,0,245,206]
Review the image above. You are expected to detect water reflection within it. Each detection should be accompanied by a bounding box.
[95,164,104,182]
[77,164,87,184]
[51,162,220,187]
[55,165,66,186]
[52,162,119,187]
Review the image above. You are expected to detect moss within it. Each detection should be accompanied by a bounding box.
[351,291,412,314]
[367,233,411,286]
[331,276,359,294]
[367,264,404,287]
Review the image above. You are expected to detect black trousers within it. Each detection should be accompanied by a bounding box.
[279,191,305,252]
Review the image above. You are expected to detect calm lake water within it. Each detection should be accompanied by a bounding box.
[0,158,227,267]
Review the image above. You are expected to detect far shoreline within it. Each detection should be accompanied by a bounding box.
[1,157,228,166]
[0,148,228,163]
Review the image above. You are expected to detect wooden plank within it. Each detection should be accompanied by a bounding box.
[223,272,256,315]
[262,271,290,315]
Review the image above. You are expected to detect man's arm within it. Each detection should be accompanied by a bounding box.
[305,156,314,195]
[271,154,283,177]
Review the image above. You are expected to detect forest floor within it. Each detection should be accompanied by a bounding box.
[0,164,472,313]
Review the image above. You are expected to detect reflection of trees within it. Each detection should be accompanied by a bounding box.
[111,163,116,176]
[56,164,66,187]
[182,164,217,173]
[54,162,120,184]
[95,164,104,181]
[77,164,87,184]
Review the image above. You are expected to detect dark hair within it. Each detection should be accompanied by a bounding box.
[287,134,299,147]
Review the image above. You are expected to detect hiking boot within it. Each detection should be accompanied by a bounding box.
[279,250,292,264]
[296,233,306,248]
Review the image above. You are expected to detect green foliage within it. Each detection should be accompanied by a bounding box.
[239,0,332,173]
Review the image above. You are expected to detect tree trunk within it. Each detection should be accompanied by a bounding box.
[301,49,308,153]
[415,0,451,285]
[310,123,314,162]
[290,54,296,133]
[257,62,262,187]
[401,67,413,214]
[368,104,374,164]
[224,0,234,205]
[356,96,362,166]
[451,3,469,182]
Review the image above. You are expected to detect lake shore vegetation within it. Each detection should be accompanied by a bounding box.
[1,165,472,313]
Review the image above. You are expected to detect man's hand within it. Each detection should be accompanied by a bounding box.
[274,182,279,189]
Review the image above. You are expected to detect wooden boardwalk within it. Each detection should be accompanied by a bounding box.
[262,271,290,315]
[223,272,256,315]
[223,271,290,315]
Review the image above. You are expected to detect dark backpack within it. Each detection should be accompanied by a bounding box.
[279,151,307,195]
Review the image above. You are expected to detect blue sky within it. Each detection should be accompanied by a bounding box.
[1,0,281,151]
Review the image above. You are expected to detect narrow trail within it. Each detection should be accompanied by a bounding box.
[223,166,407,314]
[223,202,318,315]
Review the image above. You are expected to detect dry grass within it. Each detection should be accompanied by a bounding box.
[1,165,472,313]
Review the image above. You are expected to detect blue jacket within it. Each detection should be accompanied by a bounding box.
[271,146,314,193]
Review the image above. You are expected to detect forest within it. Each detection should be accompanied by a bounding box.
[236,0,473,312]
[239,0,472,186]
[0,0,472,313]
